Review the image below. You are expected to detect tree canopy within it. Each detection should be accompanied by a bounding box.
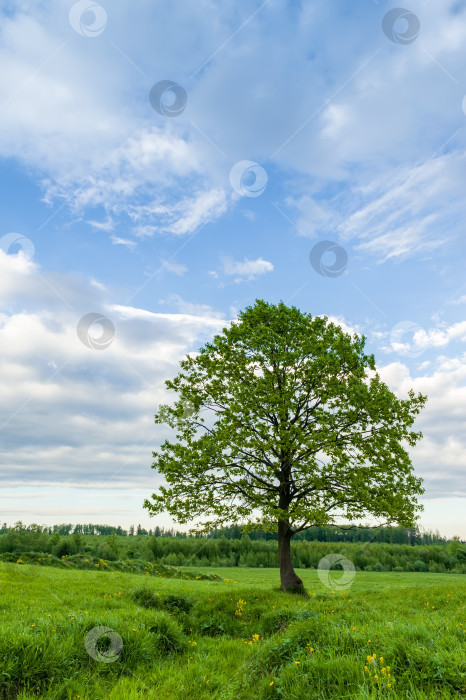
[144,299,427,591]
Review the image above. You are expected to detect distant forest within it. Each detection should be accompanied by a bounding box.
[0,521,461,545]
[1,520,465,574]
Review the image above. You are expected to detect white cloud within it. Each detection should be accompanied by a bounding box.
[0,252,231,488]
[87,218,115,232]
[286,151,466,263]
[159,260,188,276]
[340,153,465,261]
[378,356,466,500]
[110,303,226,328]
[121,188,228,238]
[164,189,228,236]
[41,126,222,236]
[0,4,228,238]
[1,1,466,253]
[222,256,274,281]
[131,226,159,239]
[110,236,137,248]
[158,294,224,318]
[90,279,106,291]
[380,319,466,356]
[283,194,333,238]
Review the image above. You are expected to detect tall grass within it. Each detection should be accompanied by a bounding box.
[0,563,464,698]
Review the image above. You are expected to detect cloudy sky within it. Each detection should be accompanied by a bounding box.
[1,0,465,538]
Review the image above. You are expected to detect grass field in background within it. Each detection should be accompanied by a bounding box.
[181,566,463,590]
[0,563,464,699]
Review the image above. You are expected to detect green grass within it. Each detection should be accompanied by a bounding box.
[0,562,464,699]
[0,552,221,581]
[182,565,464,590]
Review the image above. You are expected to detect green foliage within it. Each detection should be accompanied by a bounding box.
[3,519,454,544]
[2,534,466,574]
[52,538,76,558]
[145,300,427,539]
[414,559,428,572]
[96,543,118,561]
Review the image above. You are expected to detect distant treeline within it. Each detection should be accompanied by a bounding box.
[1,522,465,573]
[0,521,459,545]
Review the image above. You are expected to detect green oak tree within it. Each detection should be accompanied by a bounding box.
[144,300,427,593]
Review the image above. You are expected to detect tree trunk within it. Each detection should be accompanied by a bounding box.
[278,520,304,592]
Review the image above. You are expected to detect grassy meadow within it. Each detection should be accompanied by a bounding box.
[0,562,464,699]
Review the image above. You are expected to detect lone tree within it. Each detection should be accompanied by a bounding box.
[144,300,427,593]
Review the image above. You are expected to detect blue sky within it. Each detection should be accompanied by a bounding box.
[0,0,465,537]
